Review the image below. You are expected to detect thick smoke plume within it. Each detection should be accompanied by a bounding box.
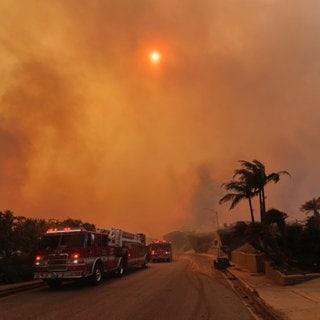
[1,0,320,237]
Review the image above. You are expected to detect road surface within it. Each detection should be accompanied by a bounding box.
[0,254,256,320]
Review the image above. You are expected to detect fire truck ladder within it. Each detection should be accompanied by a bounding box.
[109,228,142,247]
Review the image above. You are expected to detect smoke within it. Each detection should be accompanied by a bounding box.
[1,0,320,237]
[185,164,221,231]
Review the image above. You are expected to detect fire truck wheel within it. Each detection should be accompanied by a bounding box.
[141,256,148,268]
[92,263,103,285]
[114,260,124,277]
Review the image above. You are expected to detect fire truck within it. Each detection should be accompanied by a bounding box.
[149,240,172,262]
[34,227,149,288]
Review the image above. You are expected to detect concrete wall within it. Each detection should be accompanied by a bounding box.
[231,250,320,285]
[265,262,320,285]
[231,250,265,273]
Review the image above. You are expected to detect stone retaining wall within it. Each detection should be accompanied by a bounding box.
[231,250,320,285]
[264,262,320,285]
[231,250,265,273]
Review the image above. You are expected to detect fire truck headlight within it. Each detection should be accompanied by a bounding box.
[35,255,45,266]
[70,253,84,264]
[72,259,85,264]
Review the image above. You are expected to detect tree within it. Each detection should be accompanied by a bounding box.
[235,160,290,222]
[0,210,15,257]
[300,197,320,230]
[12,217,48,254]
[219,180,256,223]
[300,197,320,217]
[263,208,287,236]
[220,160,290,223]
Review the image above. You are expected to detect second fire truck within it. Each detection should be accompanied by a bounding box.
[34,227,149,288]
[149,240,173,262]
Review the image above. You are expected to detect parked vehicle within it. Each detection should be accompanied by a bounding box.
[34,227,148,288]
[149,240,172,262]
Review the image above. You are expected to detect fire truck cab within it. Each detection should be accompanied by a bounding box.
[34,227,148,288]
[149,240,173,262]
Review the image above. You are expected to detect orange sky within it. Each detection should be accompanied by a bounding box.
[0,0,319,238]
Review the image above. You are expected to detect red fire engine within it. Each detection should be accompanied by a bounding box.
[149,240,173,262]
[34,227,149,288]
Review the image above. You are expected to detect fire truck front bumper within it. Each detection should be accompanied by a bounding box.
[151,254,171,262]
[34,271,87,280]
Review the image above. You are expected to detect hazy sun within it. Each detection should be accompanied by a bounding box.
[150,51,161,64]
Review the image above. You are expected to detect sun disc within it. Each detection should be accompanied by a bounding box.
[150,51,161,63]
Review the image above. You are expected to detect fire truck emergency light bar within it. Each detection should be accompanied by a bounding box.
[46,227,87,233]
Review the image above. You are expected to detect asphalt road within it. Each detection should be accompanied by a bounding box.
[0,254,255,320]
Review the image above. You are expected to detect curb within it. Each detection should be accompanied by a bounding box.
[0,280,44,298]
[224,268,288,320]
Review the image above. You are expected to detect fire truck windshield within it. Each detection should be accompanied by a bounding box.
[39,234,86,250]
[150,243,171,251]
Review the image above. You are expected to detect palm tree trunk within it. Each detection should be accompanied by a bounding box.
[258,189,267,222]
[261,187,266,221]
[248,197,255,223]
[258,191,263,221]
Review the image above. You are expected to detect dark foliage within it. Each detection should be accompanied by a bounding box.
[220,218,320,273]
[0,255,34,284]
[218,221,248,253]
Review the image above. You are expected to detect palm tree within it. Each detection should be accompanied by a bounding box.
[300,197,320,217]
[234,160,290,222]
[264,208,287,236]
[263,208,292,265]
[219,180,255,223]
[300,197,320,230]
